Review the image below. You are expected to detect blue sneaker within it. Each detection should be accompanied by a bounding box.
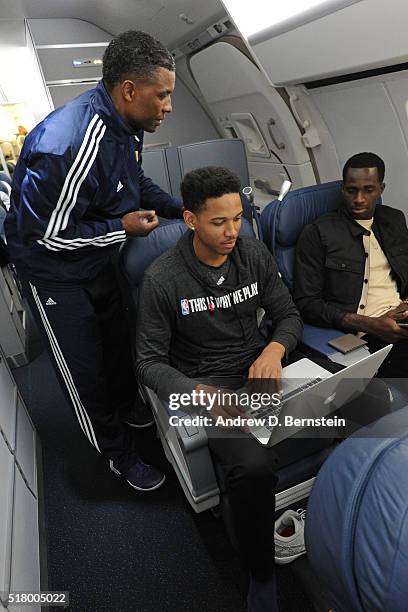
[110,459,165,491]
[125,460,165,491]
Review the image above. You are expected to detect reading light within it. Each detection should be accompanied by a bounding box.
[72,58,103,68]
[277,179,292,202]
[222,0,362,44]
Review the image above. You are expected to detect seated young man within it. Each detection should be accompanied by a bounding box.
[294,152,408,379]
[136,166,303,612]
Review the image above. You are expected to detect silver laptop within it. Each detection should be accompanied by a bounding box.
[246,344,392,447]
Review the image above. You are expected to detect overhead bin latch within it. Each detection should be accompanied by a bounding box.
[289,94,321,149]
[253,179,279,196]
[266,119,286,150]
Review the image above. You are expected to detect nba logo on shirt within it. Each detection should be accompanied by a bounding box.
[180,299,190,316]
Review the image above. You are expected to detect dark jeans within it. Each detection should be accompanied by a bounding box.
[19,261,139,472]
[208,430,279,581]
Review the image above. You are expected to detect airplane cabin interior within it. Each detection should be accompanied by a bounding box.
[1,1,408,611]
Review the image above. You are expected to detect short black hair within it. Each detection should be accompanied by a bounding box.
[343,152,385,183]
[103,30,175,90]
[180,166,242,214]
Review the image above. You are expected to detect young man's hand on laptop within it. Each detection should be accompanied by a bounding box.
[247,341,285,395]
[195,383,246,427]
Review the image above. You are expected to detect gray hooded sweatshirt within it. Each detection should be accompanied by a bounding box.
[136,230,303,400]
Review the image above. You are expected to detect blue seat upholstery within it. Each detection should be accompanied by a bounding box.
[261,181,343,292]
[306,406,408,611]
[142,139,260,230]
[120,217,255,293]
[0,171,11,187]
[260,181,346,354]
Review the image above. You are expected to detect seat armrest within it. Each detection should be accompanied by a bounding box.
[143,386,210,453]
[302,324,343,356]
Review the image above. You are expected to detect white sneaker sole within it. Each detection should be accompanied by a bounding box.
[275,549,306,565]
[126,473,166,492]
[123,417,155,429]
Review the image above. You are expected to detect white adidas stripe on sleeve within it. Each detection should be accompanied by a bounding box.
[38,114,124,252]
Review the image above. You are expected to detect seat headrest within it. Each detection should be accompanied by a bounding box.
[276,181,343,247]
[120,217,255,287]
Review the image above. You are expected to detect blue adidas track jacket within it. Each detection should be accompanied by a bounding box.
[5,80,181,283]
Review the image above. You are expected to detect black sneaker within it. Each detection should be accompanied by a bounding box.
[110,459,165,491]
[123,390,155,428]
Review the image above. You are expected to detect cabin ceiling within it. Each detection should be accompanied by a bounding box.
[0,0,226,48]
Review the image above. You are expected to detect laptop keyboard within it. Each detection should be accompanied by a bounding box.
[247,376,323,430]
[281,376,323,402]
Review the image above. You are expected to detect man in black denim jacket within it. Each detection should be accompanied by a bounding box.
[294,152,408,377]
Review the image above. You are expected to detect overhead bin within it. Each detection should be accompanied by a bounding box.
[28,18,112,46]
[242,0,408,85]
[27,19,111,110]
[37,47,105,83]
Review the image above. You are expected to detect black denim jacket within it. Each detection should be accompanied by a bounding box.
[293,204,408,328]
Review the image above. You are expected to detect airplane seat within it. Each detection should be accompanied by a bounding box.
[306,406,408,611]
[119,217,335,515]
[0,190,8,242]
[0,171,11,186]
[260,181,346,352]
[141,140,258,228]
[165,139,261,231]
[260,180,343,291]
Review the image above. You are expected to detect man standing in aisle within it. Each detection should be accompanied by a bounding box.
[5,30,182,491]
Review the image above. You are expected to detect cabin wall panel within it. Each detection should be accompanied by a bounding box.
[0,356,17,450]
[383,77,408,161]
[48,83,97,109]
[310,78,408,216]
[28,18,112,45]
[9,469,40,611]
[0,347,40,608]
[0,20,26,47]
[190,43,311,164]
[187,41,327,205]
[143,77,220,148]
[15,394,37,495]
[0,435,14,599]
